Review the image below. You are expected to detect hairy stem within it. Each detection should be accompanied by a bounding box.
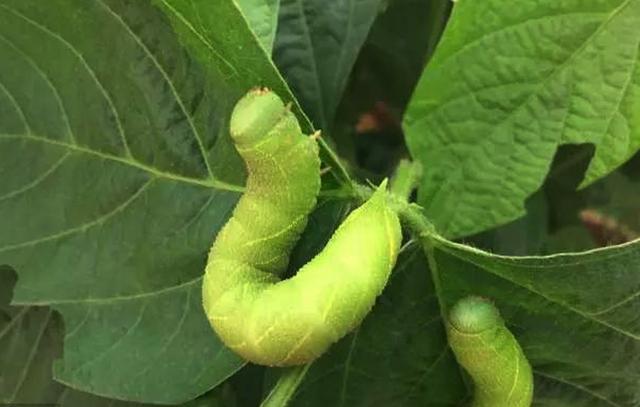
[390,159,423,203]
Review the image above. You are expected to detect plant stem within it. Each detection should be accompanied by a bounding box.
[259,364,312,407]
[390,159,423,203]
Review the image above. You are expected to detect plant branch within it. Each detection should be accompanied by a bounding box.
[390,159,423,203]
[260,364,312,407]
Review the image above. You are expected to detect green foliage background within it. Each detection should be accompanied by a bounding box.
[1,0,639,406]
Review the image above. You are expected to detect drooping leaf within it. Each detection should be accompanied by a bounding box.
[273,0,386,130]
[429,234,640,406]
[404,0,640,238]
[0,0,335,402]
[236,0,280,53]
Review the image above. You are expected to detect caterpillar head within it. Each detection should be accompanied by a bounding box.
[448,296,502,334]
[230,88,290,147]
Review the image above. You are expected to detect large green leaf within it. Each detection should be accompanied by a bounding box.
[404,0,640,238]
[429,234,640,406]
[236,0,280,53]
[0,0,327,403]
[273,0,385,130]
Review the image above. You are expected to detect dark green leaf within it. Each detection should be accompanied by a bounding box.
[273,0,385,130]
[431,234,640,405]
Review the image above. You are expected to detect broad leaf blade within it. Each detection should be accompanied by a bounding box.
[404,0,640,238]
[431,235,640,405]
[0,0,306,402]
[273,0,385,130]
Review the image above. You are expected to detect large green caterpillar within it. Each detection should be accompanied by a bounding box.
[447,296,534,407]
[203,89,402,366]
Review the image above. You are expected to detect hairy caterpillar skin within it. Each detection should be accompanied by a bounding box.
[447,296,533,407]
[203,89,402,366]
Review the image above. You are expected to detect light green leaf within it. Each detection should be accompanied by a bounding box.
[430,234,640,406]
[404,0,640,238]
[273,0,385,129]
[0,0,317,402]
[236,0,280,53]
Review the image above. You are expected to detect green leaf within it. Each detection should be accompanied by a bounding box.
[236,0,280,53]
[0,0,318,402]
[155,0,352,185]
[362,0,451,108]
[0,267,238,407]
[287,246,467,407]
[260,365,310,407]
[273,0,385,130]
[404,0,640,238]
[429,234,640,406]
[0,267,62,404]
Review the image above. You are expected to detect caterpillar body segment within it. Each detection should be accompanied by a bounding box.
[447,296,534,407]
[203,89,402,366]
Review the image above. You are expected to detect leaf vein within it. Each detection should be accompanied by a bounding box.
[0,178,154,254]
[96,0,216,180]
[0,4,132,157]
[0,152,70,202]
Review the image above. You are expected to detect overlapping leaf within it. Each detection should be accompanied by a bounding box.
[273,0,386,130]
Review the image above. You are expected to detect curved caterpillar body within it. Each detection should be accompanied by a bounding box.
[203,89,402,366]
[447,296,533,407]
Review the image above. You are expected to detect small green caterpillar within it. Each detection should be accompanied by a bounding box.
[203,88,402,366]
[447,296,533,407]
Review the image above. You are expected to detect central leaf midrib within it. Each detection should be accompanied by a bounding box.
[0,2,245,191]
[16,276,202,307]
[0,133,243,191]
[96,0,217,181]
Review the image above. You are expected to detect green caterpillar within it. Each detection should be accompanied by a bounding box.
[447,296,534,407]
[203,88,402,366]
